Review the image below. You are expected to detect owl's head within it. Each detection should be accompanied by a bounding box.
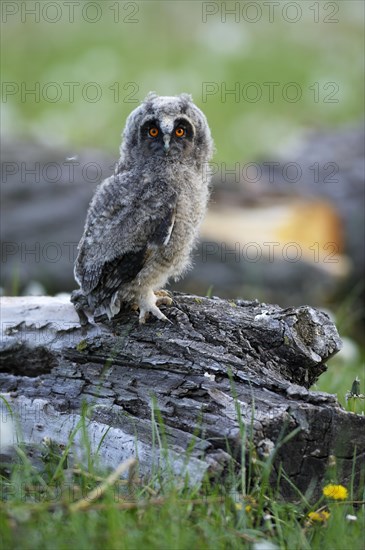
[120,93,214,168]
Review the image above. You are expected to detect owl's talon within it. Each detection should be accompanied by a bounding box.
[154,290,171,298]
[155,290,173,307]
[155,296,173,307]
[139,311,150,324]
[71,289,91,327]
[138,305,171,324]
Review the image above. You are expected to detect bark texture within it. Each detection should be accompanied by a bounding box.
[0,294,363,498]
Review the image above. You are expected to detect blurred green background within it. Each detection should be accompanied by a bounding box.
[2,0,364,163]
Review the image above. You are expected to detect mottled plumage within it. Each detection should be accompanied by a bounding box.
[71,92,214,324]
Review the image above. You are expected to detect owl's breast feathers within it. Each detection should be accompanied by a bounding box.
[75,174,178,307]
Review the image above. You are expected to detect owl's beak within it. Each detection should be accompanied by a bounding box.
[163,134,171,152]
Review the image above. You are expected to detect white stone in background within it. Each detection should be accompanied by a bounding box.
[332,337,359,365]
[23,281,46,296]
[253,541,279,550]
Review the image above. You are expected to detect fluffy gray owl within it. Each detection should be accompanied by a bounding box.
[71,92,214,325]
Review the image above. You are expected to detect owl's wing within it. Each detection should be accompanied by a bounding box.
[75,173,177,305]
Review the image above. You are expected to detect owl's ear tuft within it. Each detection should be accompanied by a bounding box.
[179,93,193,105]
[144,91,158,103]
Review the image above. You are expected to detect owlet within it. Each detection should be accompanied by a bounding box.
[71,92,214,325]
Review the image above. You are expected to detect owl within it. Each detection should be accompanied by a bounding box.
[71,92,214,325]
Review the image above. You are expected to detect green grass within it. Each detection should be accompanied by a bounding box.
[314,288,365,414]
[315,354,365,415]
[1,391,364,550]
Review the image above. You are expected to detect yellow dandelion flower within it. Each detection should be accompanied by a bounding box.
[323,484,348,500]
[308,511,330,523]
[235,502,252,513]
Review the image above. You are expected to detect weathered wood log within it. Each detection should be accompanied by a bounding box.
[0,294,363,498]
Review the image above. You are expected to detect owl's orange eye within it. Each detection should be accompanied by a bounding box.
[175,127,185,138]
[149,127,159,137]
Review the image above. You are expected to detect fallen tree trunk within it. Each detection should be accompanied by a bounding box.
[0,294,363,498]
